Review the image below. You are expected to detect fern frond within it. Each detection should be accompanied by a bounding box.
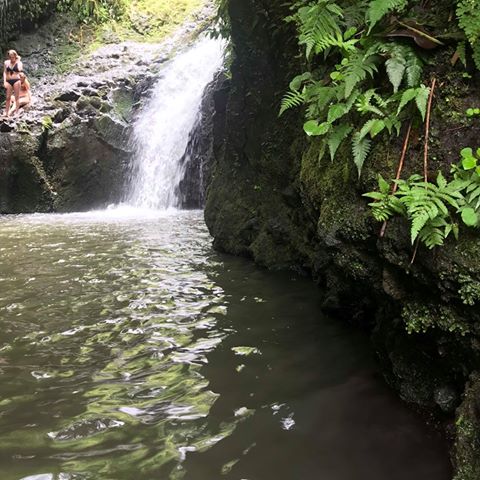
[304,85,337,113]
[457,0,480,45]
[386,56,406,93]
[363,174,406,221]
[296,2,344,58]
[473,43,480,70]
[342,52,379,98]
[366,0,408,32]
[405,48,423,87]
[279,89,306,116]
[352,132,371,177]
[327,124,353,161]
[374,43,421,91]
[410,210,431,243]
[418,221,447,248]
[414,84,430,121]
[355,89,385,116]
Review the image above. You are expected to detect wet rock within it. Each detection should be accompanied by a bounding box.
[434,385,459,413]
[0,132,53,213]
[0,121,14,133]
[177,72,226,208]
[454,373,480,479]
[53,108,70,124]
[55,91,81,102]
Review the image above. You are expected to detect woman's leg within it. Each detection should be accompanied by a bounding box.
[16,98,30,115]
[4,83,12,116]
[13,81,21,115]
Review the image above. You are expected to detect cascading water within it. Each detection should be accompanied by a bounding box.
[126,36,224,210]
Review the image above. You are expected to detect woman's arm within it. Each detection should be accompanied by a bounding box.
[17,60,23,72]
[3,61,7,85]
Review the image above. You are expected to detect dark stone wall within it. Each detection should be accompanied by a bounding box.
[204,1,480,477]
[205,0,316,267]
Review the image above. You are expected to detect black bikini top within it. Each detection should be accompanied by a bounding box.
[6,62,20,73]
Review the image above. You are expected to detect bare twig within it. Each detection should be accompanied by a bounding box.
[423,77,437,182]
[380,121,413,238]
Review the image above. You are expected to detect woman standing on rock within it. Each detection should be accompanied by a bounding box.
[3,49,23,117]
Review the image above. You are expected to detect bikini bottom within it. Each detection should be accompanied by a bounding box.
[6,78,20,87]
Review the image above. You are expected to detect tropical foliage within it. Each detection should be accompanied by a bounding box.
[364,148,480,249]
[281,0,480,178]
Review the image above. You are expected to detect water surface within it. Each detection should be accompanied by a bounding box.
[0,210,451,479]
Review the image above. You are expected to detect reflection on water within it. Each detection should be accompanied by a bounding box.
[0,210,451,480]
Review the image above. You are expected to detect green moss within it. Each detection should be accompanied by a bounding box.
[92,0,206,44]
[454,374,480,480]
[54,42,84,75]
[458,274,480,306]
[112,90,134,122]
[41,116,53,131]
[402,302,470,335]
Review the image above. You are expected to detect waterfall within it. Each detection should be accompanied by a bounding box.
[126,36,225,210]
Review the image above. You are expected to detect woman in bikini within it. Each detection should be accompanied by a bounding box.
[9,73,31,115]
[3,49,23,117]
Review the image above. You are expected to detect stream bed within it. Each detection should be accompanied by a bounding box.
[0,210,451,480]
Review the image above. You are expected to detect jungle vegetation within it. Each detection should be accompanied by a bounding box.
[281,0,480,250]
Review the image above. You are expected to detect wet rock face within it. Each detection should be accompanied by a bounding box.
[177,72,227,209]
[0,133,51,213]
[0,87,133,213]
[205,0,312,265]
[0,29,168,213]
[454,373,480,480]
[205,0,480,472]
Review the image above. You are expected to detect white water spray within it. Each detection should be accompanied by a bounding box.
[127,36,224,210]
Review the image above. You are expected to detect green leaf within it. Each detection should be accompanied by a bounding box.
[370,119,386,138]
[344,26,357,40]
[462,155,477,170]
[397,88,418,115]
[352,132,372,177]
[378,174,390,194]
[461,147,473,159]
[359,119,377,140]
[327,104,347,123]
[386,57,406,93]
[304,120,331,136]
[437,172,447,189]
[327,124,353,161]
[461,207,478,226]
[289,72,311,91]
[415,84,430,121]
[279,89,305,116]
[366,0,408,32]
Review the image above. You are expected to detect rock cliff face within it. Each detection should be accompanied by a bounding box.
[0,11,207,213]
[204,0,480,477]
[0,84,134,213]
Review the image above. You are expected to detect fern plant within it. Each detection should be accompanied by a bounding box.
[365,173,462,248]
[366,0,409,32]
[456,0,480,69]
[365,147,480,249]
[281,0,429,177]
[396,173,463,247]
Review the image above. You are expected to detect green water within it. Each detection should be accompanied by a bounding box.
[0,210,451,480]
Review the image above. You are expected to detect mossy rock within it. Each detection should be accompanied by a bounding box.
[454,373,480,480]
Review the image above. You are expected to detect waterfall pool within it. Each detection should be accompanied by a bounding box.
[0,209,451,479]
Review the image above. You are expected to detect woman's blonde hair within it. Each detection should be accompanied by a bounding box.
[7,50,20,61]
